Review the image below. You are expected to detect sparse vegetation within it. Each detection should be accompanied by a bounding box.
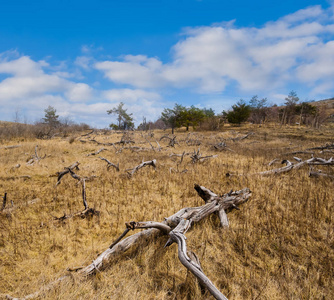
[0,123,333,299]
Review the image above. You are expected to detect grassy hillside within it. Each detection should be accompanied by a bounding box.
[0,125,333,299]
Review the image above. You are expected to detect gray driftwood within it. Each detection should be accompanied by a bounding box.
[98,157,120,171]
[55,163,99,220]
[191,148,218,164]
[258,157,333,176]
[126,159,157,177]
[5,185,251,300]
[77,185,251,299]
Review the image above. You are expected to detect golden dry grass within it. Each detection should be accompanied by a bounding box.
[0,124,333,299]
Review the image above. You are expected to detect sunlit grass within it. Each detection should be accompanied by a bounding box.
[0,125,333,299]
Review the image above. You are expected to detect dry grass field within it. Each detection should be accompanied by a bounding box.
[0,124,333,299]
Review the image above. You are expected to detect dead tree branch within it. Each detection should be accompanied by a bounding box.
[168,221,228,300]
[87,148,107,156]
[230,132,254,142]
[126,159,157,177]
[54,163,99,220]
[191,148,218,164]
[26,145,46,165]
[257,157,333,176]
[98,157,119,171]
[56,161,80,186]
[7,185,250,299]
[160,135,179,147]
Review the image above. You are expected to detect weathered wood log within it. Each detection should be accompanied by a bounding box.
[213,142,233,152]
[191,148,218,164]
[230,132,254,142]
[0,175,31,181]
[26,145,46,165]
[98,157,120,171]
[1,145,22,150]
[160,135,179,147]
[55,164,99,220]
[87,148,107,156]
[257,156,333,176]
[168,220,228,300]
[56,161,80,186]
[7,185,251,299]
[126,159,157,177]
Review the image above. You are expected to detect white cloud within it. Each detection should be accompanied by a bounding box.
[65,83,94,102]
[103,88,160,103]
[94,4,334,95]
[95,55,164,88]
[1,3,334,127]
[75,56,93,70]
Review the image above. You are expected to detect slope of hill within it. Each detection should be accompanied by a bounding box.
[0,127,333,299]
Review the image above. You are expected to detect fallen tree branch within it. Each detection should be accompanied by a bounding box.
[7,185,251,299]
[26,145,46,165]
[98,157,120,171]
[257,157,333,176]
[191,148,218,164]
[160,135,179,147]
[56,161,80,186]
[230,132,254,142]
[55,164,99,220]
[168,220,228,300]
[126,159,157,177]
[87,148,107,156]
[1,145,22,150]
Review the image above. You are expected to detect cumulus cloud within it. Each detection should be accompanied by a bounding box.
[65,83,94,102]
[94,4,334,95]
[1,3,334,127]
[95,55,164,88]
[103,88,160,103]
[0,54,164,126]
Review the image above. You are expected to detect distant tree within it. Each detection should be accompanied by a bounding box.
[249,95,268,124]
[295,102,318,126]
[225,100,251,125]
[43,106,60,128]
[281,91,300,125]
[202,108,215,118]
[161,103,185,134]
[285,90,299,106]
[107,102,134,130]
[181,106,206,131]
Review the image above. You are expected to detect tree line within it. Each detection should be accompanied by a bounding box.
[4,90,330,142]
[107,91,331,132]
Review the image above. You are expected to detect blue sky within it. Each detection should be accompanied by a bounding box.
[0,0,333,127]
